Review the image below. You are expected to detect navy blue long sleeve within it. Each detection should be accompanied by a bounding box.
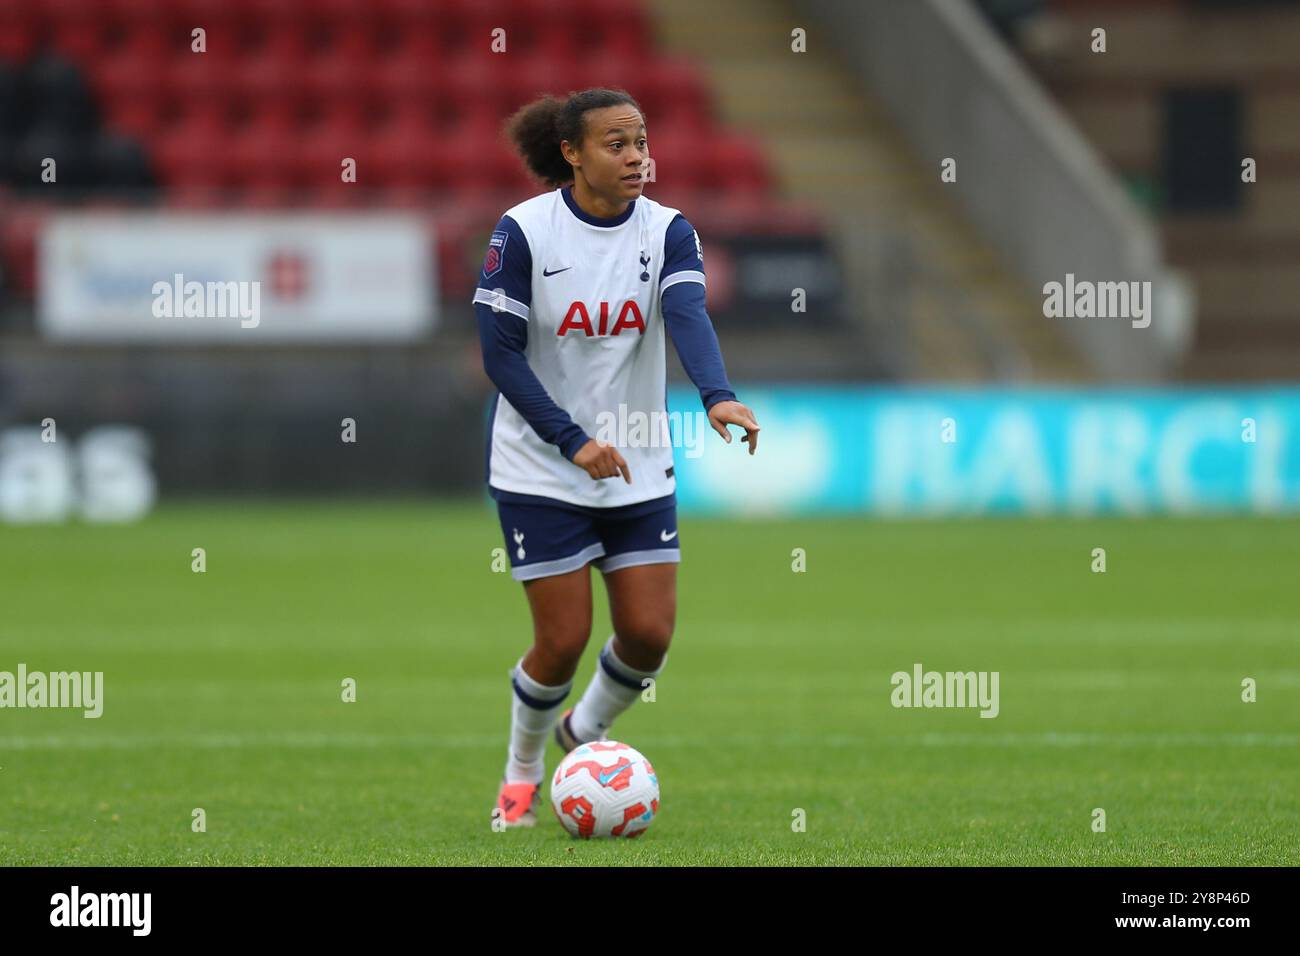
[474,215,590,461]
[660,215,737,411]
[476,302,590,462]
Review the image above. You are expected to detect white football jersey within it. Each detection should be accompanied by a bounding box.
[473,186,705,509]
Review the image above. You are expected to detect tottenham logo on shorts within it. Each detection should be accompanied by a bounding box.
[483,230,508,279]
[512,528,526,560]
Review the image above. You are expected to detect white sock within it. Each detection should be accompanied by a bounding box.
[569,634,663,743]
[504,657,572,784]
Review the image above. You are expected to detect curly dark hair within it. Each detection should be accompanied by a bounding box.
[503,88,644,189]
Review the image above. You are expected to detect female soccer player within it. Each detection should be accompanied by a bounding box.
[474,88,760,826]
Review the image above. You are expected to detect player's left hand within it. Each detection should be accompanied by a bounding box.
[707,400,760,455]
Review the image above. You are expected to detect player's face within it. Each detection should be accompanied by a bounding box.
[581,106,648,201]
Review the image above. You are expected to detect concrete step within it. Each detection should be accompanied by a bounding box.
[647,0,1090,382]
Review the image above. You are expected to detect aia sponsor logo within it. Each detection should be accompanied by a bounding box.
[557,300,645,337]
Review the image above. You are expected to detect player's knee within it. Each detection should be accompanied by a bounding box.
[534,625,591,670]
[616,616,674,661]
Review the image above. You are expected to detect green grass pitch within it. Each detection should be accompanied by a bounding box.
[1,501,1296,865]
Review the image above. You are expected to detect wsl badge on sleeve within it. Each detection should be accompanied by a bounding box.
[483,230,508,278]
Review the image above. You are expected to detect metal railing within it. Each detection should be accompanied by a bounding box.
[800,0,1194,381]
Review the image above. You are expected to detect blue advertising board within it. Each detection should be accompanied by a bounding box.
[665,387,1300,516]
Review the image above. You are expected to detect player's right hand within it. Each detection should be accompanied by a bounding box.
[572,439,632,483]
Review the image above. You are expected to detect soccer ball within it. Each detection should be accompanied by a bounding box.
[550,740,659,838]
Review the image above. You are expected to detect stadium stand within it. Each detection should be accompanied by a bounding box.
[1018,0,1300,380]
[0,0,822,318]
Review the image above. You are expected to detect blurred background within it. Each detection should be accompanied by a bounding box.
[0,0,1297,516]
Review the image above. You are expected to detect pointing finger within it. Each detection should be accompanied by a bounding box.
[612,448,632,484]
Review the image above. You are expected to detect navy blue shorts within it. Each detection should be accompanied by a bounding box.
[493,489,680,582]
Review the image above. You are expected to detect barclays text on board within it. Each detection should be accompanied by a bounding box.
[665,388,1300,516]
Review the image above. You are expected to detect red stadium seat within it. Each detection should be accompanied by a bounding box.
[428,63,496,136]
[572,54,642,102]
[236,94,302,136]
[499,54,578,119]
[42,0,109,30]
[102,97,165,142]
[373,0,439,32]
[371,0,447,60]
[231,52,304,124]
[103,0,172,28]
[447,136,536,198]
[298,112,368,189]
[151,115,229,189]
[365,118,442,189]
[112,19,176,63]
[480,0,558,59]
[373,52,442,107]
[92,52,162,110]
[438,54,520,129]
[236,0,310,31]
[432,0,485,56]
[429,138,487,196]
[641,133,705,192]
[49,10,116,65]
[166,53,230,107]
[244,21,312,64]
[572,0,653,60]
[301,52,369,120]
[238,184,296,209]
[446,111,509,149]
[382,24,440,62]
[166,0,244,60]
[0,5,41,62]
[305,1,382,65]
[534,2,585,63]
[640,57,713,130]
[226,115,303,189]
[158,92,232,135]
[173,0,241,30]
[302,0,370,31]
[703,132,772,196]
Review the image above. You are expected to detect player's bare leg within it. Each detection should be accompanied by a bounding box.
[495,564,595,826]
[520,564,594,684]
[604,563,676,670]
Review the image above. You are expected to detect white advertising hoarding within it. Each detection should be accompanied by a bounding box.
[38,213,436,342]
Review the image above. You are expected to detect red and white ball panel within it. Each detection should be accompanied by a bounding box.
[550,741,660,839]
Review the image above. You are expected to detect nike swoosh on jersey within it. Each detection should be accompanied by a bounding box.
[542,266,572,276]
[660,529,678,541]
